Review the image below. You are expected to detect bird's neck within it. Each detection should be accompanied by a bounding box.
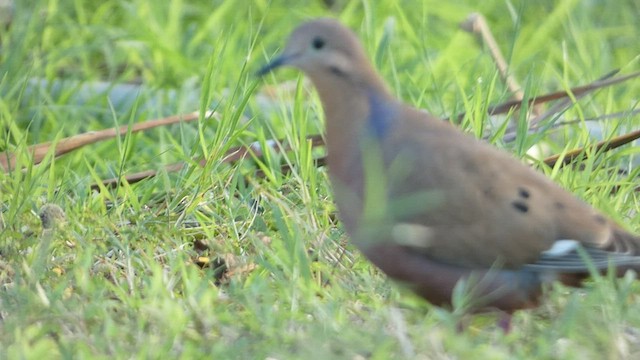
[308,69,394,181]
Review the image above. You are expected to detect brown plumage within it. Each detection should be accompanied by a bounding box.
[258,18,640,316]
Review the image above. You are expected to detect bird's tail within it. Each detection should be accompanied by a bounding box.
[609,225,640,256]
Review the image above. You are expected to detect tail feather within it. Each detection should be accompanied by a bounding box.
[608,226,640,255]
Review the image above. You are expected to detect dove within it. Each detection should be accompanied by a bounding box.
[257,18,640,324]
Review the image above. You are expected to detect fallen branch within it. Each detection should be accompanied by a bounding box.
[1,110,215,171]
[543,129,640,168]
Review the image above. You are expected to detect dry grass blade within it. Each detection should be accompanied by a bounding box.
[460,12,542,116]
[451,70,640,123]
[543,129,640,168]
[553,109,640,128]
[499,71,635,142]
[94,134,325,189]
[486,70,640,117]
[0,110,213,172]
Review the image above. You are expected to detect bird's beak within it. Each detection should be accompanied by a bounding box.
[256,53,298,76]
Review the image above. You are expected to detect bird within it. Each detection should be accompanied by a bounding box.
[257,18,640,325]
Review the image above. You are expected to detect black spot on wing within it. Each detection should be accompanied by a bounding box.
[594,215,607,225]
[554,201,565,210]
[518,187,530,199]
[511,187,530,213]
[512,201,529,213]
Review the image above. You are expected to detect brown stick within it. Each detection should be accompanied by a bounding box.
[1,110,215,171]
[543,129,640,168]
[461,14,532,109]
[93,134,325,189]
[486,71,639,117]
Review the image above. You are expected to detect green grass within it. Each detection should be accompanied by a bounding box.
[1,0,640,358]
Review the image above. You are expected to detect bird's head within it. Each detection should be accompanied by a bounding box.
[257,18,369,82]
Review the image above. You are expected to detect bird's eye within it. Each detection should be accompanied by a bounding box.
[312,37,325,50]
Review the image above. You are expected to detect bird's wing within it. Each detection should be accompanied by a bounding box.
[374,107,639,269]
